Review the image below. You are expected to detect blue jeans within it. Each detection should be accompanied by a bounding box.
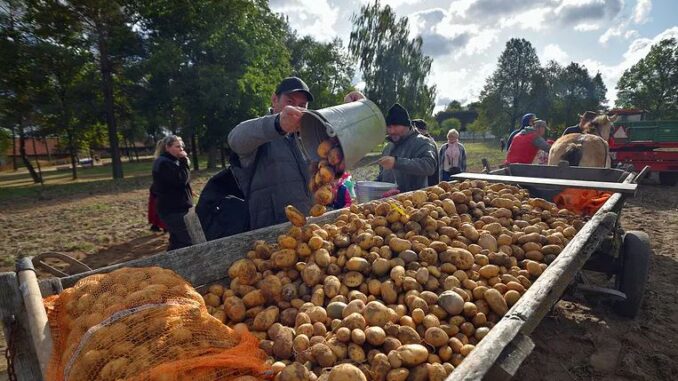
[441,167,462,181]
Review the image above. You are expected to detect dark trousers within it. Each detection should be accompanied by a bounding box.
[159,210,192,251]
[441,167,462,182]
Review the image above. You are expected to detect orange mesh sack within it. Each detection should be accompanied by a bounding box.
[44,267,269,381]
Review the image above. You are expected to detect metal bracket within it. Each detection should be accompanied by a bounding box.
[484,333,536,381]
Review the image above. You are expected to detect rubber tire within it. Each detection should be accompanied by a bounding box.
[614,231,651,318]
[659,172,678,186]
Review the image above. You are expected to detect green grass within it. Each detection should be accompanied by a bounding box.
[0,157,224,205]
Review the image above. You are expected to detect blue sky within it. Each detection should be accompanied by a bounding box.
[270,0,678,110]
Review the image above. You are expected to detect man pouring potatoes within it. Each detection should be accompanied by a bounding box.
[376,103,437,192]
[228,76,365,230]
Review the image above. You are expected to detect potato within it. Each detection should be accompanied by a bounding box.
[272,327,294,360]
[365,326,386,346]
[207,284,225,297]
[348,342,367,363]
[328,363,367,381]
[312,343,337,367]
[483,288,508,316]
[477,233,497,252]
[439,290,465,315]
[223,296,246,322]
[276,363,310,381]
[252,306,279,331]
[228,259,258,285]
[342,312,367,330]
[449,248,475,270]
[351,328,366,345]
[478,264,500,279]
[328,147,344,166]
[424,327,449,347]
[394,344,429,367]
[315,185,334,206]
[504,290,521,306]
[363,301,391,327]
[203,292,221,308]
[310,204,327,217]
[386,368,409,381]
[388,237,412,253]
[272,249,298,269]
[285,205,307,227]
[319,165,335,184]
[302,263,323,286]
[317,139,334,159]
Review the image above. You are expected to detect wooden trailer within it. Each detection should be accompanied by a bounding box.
[0,164,650,381]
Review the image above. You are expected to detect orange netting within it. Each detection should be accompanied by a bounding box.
[44,267,270,381]
[553,188,612,216]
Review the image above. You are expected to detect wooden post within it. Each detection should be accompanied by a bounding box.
[16,258,53,378]
[0,272,43,380]
[184,208,207,245]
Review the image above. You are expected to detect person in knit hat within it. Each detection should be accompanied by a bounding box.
[376,103,437,192]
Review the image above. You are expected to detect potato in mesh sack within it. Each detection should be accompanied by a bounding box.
[45,267,269,381]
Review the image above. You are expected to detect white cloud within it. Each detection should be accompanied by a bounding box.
[358,0,425,8]
[542,44,570,63]
[632,0,652,24]
[574,23,601,31]
[429,60,495,111]
[585,26,678,104]
[269,0,340,42]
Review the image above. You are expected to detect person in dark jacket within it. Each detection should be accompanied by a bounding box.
[151,135,193,250]
[438,129,467,181]
[506,113,536,149]
[412,118,439,186]
[376,104,437,192]
[562,110,597,136]
[228,77,314,230]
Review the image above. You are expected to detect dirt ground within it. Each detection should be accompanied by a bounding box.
[0,170,676,380]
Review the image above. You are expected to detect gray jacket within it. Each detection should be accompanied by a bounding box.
[438,142,467,177]
[376,130,437,193]
[228,114,313,230]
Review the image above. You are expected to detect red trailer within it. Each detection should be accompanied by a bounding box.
[608,109,678,185]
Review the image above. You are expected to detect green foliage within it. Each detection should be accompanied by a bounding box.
[286,34,355,109]
[349,0,436,117]
[440,118,461,136]
[616,38,678,120]
[479,38,607,137]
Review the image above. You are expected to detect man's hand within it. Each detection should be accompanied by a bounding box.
[344,91,366,103]
[378,156,396,169]
[279,105,305,134]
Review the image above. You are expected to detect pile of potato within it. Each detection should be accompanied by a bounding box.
[202,180,584,381]
[306,138,346,215]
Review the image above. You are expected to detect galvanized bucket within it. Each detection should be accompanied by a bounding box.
[298,99,386,169]
[355,181,397,204]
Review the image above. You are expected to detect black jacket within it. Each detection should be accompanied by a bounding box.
[152,153,192,214]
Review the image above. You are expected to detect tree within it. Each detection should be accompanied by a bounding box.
[0,0,44,183]
[349,0,436,118]
[30,0,143,179]
[617,38,678,120]
[480,38,541,135]
[286,34,355,109]
[440,118,461,138]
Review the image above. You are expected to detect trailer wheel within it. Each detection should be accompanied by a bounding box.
[614,231,651,318]
[659,172,678,186]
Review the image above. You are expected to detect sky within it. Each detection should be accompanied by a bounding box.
[269,0,678,111]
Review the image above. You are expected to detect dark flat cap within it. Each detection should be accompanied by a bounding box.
[386,103,411,127]
[275,76,314,102]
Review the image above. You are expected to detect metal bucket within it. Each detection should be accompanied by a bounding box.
[298,99,386,169]
[355,181,397,204]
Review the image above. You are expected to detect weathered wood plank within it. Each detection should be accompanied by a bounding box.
[53,209,344,290]
[0,272,43,381]
[451,173,637,194]
[484,333,535,381]
[184,208,207,245]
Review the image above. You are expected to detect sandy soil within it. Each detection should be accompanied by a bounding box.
[0,172,676,380]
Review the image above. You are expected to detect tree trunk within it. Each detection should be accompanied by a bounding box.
[44,137,52,163]
[191,131,199,171]
[98,32,124,179]
[68,130,78,180]
[11,126,17,171]
[31,136,43,184]
[18,127,41,184]
[207,141,217,169]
